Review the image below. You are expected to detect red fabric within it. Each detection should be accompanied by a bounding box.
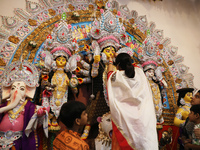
[106,71,114,103]
[112,129,121,150]
[132,63,139,68]
[107,71,113,79]
[112,121,134,150]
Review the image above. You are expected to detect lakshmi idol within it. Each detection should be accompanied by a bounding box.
[41,18,80,131]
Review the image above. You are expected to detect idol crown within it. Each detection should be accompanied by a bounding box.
[2,60,39,87]
[44,15,79,60]
[89,10,128,50]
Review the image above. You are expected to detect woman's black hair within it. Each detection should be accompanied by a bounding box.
[59,101,86,128]
[115,53,135,78]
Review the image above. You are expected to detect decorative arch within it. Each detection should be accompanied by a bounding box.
[0,0,196,146]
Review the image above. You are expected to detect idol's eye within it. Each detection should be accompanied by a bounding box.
[106,118,111,122]
[20,87,25,91]
[11,85,16,90]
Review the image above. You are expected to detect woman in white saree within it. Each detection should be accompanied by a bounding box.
[107,53,158,150]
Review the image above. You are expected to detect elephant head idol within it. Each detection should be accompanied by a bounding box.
[0,60,40,150]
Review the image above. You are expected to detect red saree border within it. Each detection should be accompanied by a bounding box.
[112,121,134,150]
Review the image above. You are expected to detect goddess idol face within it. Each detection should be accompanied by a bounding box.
[146,69,155,78]
[56,56,67,68]
[184,92,193,103]
[103,46,115,59]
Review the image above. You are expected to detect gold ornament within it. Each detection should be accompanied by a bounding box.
[8,36,20,44]
[167,60,174,66]
[155,105,159,111]
[48,9,56,16]
[8,100,28,120]
[52,70,69,99]
[28,19,37,26]
[0,58,6,66]
[55,100,61,106]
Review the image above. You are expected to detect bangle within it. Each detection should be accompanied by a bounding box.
[92,62,99,68]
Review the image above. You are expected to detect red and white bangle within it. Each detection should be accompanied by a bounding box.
[108,60,113,64]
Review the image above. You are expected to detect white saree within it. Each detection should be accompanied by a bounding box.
[107,67,158,150]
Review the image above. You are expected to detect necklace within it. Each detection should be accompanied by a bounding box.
[182,104,191,113]
[52,70,69,99]
[8,100,27,120]
[185,102,191,108]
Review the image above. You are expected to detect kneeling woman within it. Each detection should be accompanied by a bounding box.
[107,53,158,150]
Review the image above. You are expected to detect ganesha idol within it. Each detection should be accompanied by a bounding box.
[0,60,47,150]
